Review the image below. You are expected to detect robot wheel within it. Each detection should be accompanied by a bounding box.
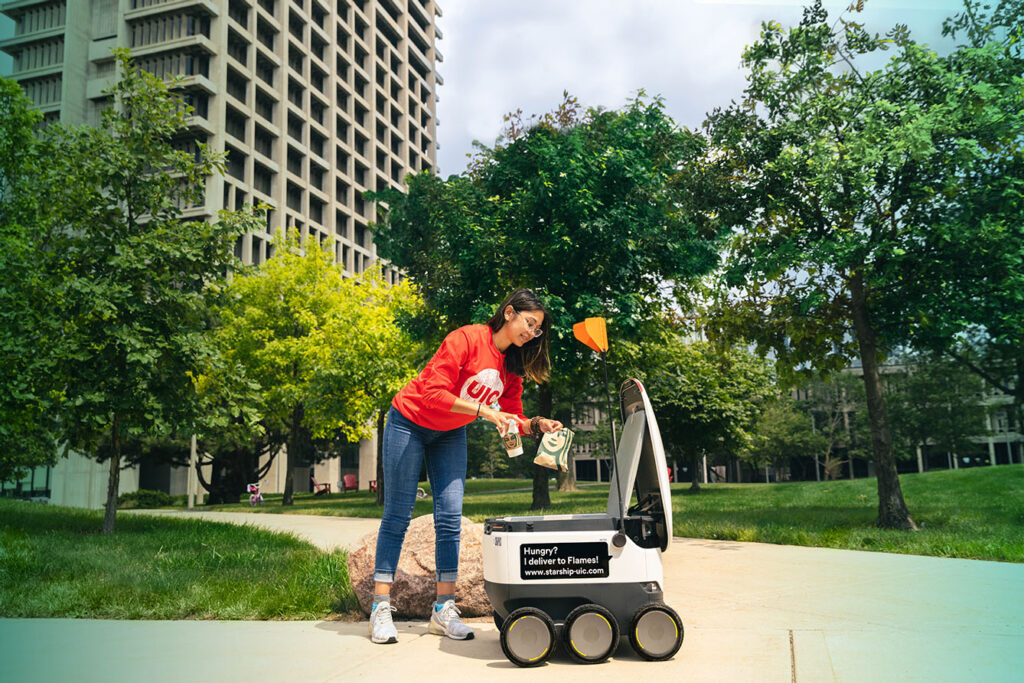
[628,603,684,661]
[499,606,556,667]
[562,603,619,664]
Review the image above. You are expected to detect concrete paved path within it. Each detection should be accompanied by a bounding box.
[2,511,1022,682]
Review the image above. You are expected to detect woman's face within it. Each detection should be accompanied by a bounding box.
[504,306,544,347]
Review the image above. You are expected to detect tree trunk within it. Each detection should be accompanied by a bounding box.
[283,404,302,506]
[102,414,121,534]
[848,273,916,530]
[375,408,386,506]
[531,386,553,510]
[688,451,701,493]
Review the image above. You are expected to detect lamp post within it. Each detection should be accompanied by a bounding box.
[188,434,197,509]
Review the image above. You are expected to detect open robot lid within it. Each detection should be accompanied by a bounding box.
[605,378,674,551]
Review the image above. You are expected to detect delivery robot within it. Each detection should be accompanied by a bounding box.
[482,378,683,666]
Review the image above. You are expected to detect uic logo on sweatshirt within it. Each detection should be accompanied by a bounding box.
[460,368,503,407]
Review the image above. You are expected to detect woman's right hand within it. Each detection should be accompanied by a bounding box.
[483,407,522,435]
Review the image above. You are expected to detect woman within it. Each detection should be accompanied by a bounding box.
[370,289,563,644]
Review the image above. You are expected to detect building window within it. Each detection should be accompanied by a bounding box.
[254,163,274,196]
[288,79,304,108]
[254,126,275,158]
[287,114,304,143]
[228,0,249,29]
[226,67,248,104]
[256,55,276,88]
[225,105,247,142]
[256,17,276,51]
[287,147,303,177]
[228,29,249,67]
[225,145,246,181]
[336,146,350,169]
[310,131,325,159]
[286,183,303,211]
[182,91,208,119]
[255,90,276,123]
[310,166,324,191]
[288,43,304,74]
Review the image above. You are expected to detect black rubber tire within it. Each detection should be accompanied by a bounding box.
[628,603,684,661]
[500,607,556,667]
[562,603,619,664]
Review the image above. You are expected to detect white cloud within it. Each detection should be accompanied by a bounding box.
[435,0,963,175]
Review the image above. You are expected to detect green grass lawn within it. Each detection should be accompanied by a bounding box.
[199,477,560,517]
[0,499,359,619]
[198,465,1024,562]
[2,466,1019,620]
[671,465,1024,562]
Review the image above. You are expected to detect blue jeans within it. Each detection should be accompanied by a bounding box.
[374,406,467,584]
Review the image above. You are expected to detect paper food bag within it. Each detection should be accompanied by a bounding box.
[533,428,574,472]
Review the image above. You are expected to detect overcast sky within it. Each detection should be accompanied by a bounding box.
[433,0,964,176]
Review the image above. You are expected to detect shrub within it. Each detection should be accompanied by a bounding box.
[117,489,174,509]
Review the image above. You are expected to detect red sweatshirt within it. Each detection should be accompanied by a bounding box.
[392,324,528,431]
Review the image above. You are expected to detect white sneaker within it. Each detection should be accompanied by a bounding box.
[370,601,398,644]
[428,599,475,640]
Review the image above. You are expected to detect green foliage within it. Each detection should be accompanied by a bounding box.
[117,489,175,509]
[32,50,259,531]
[697,1,1023,527]
[0,78,61,483]
[802,373,868,476]
[704,1,1022,377]
[746,398,828,473]
[369,94,723,506]
[0,51,261,527]
[201,231,423,503]
[886,353,991,459]
[369,94,719,380]
[616,331,776,488]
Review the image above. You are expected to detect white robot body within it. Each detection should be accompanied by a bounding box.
[483,379,683,666]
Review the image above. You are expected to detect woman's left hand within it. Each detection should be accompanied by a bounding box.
[535,418,563,434]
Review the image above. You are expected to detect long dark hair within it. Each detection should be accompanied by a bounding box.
[486,289,552,383]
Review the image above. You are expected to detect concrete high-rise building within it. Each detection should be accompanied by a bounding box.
[1,0,442,275]
[0,0,443,506]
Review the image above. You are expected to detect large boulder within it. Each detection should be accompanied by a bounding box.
[346,514,489,619]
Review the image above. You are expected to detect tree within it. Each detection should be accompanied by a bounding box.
[617,331,776,492]
[925,2,1024,406]
[886,354,990,468]
[747,398,829,482]
[0,79,62,484]
[803,373,867,480]
[699,1,1022,528]
[940,332,1022,462]
[30,51,254,532]
[369,94,720,508]
[204,232,422,505]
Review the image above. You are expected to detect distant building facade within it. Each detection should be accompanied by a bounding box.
[566,363,1021,487]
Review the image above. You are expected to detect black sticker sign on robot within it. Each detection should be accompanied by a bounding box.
[519,542,610,580]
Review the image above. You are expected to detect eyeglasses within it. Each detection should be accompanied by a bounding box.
[514,309,544,338]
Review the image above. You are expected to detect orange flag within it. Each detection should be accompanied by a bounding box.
[573,317,608,353]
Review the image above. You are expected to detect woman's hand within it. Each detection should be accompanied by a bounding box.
[483,407,524,435]
[535,418,563,434]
